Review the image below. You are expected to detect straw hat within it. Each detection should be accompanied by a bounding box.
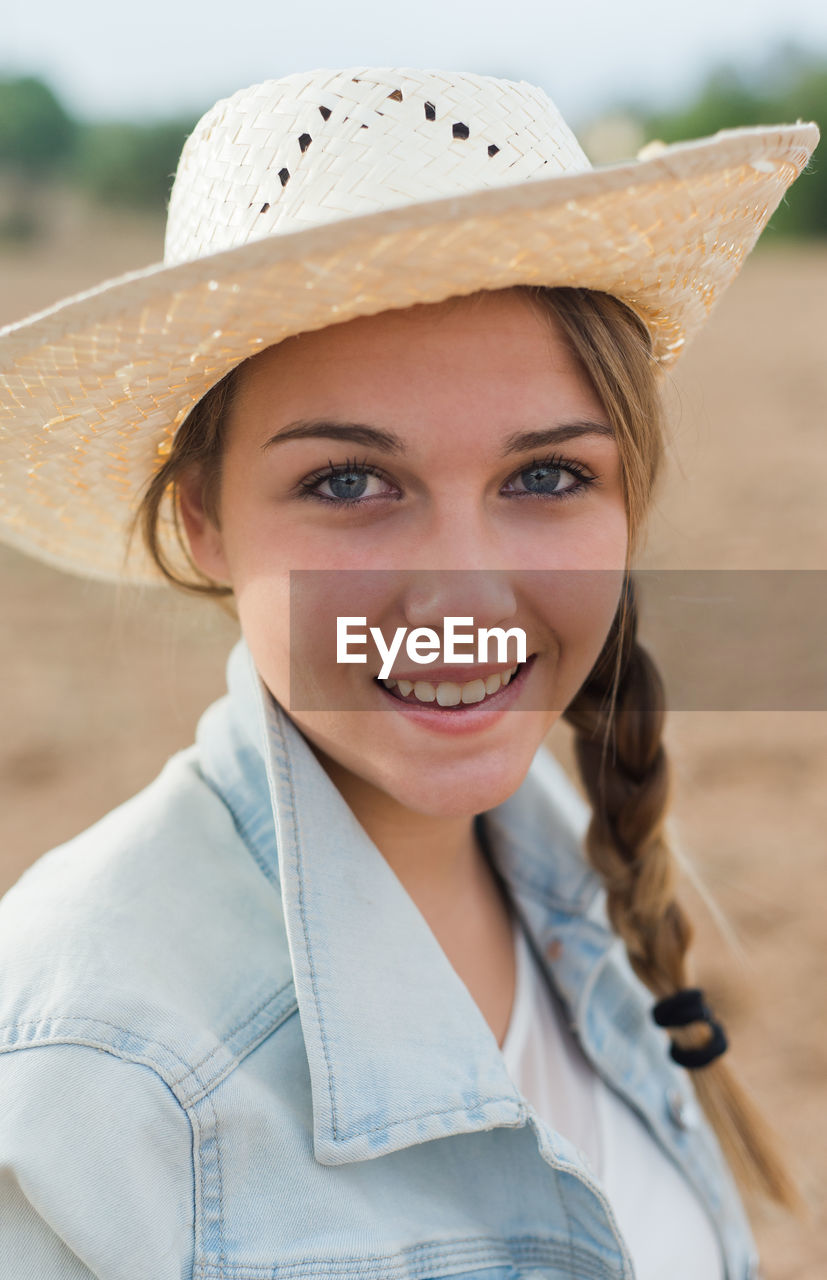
[0,67,818,584]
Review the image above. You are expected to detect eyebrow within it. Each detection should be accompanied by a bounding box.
[260,418,615,455]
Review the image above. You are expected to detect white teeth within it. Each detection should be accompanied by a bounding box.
[436,683,461,707]
[380,664,520,705]
[461,679,487,705]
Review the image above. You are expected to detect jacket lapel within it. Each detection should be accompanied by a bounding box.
[207,639,648,1169]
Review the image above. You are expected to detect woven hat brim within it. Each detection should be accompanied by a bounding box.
[0,121,818,584]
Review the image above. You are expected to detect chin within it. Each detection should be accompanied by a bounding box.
[374,754,536,821]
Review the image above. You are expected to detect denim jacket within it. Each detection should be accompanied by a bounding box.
[0,637,761,1280]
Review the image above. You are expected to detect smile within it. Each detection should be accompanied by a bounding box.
[372,654,538,730]
[381,662,519,706]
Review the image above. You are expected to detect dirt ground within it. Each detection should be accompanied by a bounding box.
[1,199,825,1276]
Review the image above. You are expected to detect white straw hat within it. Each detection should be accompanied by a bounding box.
[0,66,818,583]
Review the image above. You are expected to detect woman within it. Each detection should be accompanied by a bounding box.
[0,68,818,1280]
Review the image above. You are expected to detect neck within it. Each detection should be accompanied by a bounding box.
[304,741,505,933]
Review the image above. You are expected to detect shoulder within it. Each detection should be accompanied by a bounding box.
[0,1040,195,1279]
[0,747,294,1092]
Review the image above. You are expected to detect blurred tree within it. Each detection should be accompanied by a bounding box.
[772,58,827,236]
[645,63,766,139]
[71,119,195,211]
[0,76,77,172]
[640,49,825,238]
[0,76,77,241]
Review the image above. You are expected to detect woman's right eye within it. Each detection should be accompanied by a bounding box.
[297,457,397,507]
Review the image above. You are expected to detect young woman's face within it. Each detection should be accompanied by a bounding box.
[182,289,628,819]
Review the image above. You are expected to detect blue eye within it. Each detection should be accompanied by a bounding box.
[522,463,563,493]
[297,456,394,505]
[315,461,372,501]
[506,455,596,499]
[296,452,597,509]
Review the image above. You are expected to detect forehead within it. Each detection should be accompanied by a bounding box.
[230,288,595,415]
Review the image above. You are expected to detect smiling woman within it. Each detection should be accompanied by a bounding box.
[0,66,819,1280]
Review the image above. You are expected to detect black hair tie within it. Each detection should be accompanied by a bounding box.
[652,987,729,1069]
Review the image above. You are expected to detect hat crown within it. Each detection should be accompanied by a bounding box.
[163,67,592,266]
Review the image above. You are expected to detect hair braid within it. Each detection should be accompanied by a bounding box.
[565,575,806,1214]
[564,576,691,997]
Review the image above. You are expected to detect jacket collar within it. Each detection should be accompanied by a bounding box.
[198,638,625,1166]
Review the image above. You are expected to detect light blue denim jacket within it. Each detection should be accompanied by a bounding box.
[0,637,761,1280]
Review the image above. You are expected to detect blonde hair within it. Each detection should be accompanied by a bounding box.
[130,285,803,1214]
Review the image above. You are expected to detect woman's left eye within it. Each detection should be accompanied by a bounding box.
[503,454,598,501]
[296,453,598,508]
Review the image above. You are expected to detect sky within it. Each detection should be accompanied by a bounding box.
[5,0,827,127]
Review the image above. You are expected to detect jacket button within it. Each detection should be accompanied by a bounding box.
[545,939,563,961]
[666,1087,700,1131]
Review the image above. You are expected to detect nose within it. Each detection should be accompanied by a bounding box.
[399,522,522,632]
[399,506,522,639]
[402,569,519,634]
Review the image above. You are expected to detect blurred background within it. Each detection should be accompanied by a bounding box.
[1,1,825,1274]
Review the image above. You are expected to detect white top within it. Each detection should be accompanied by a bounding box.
[500,917,725,1280]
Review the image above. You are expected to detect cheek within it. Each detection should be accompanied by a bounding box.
[232,577,293,706]
[215,462,298,661]
[518,492,629,574]
[568,497,628,570]
[533,566,624,712]
[236,564,389,707]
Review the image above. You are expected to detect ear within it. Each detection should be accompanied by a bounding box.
[177,463,232,584]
